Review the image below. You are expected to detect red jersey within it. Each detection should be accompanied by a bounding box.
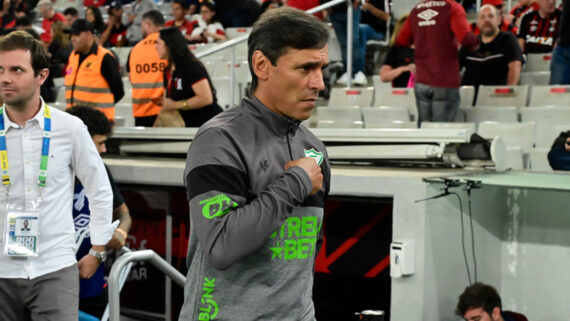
[165,19,196,36]
[517,8,561,53]
[397,0,478,88]
[40,12,65,44]
[510,2,540,26]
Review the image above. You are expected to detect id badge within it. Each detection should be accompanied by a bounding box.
[3,210,40,257]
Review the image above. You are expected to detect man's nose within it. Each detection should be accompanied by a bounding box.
[309,70,325,91]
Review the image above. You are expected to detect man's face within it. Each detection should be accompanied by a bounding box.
[538,0,556,15]
[39,4,49,18]
[64,14,77,27]
[92,134,108,154]
[172,2,186,20]
[260,45,328,121]
[0,49,47,110]
[477,6,500,37]
[463,307,496,321]
[71,31,92,53]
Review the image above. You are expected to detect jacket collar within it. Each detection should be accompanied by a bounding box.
[244,96,301,137]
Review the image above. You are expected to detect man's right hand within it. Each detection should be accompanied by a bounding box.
[285,157,323,195]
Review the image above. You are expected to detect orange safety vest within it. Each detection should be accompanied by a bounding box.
[65,45,115,120]
[128,33,167,118]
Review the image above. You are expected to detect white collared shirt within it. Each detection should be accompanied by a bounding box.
[0,100,113,279]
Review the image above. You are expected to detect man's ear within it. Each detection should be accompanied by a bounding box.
[37,68,49,87]
[251,50,270,82]
[491,307,501,321]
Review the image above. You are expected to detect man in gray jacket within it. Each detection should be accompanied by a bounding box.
[180,7,331,321]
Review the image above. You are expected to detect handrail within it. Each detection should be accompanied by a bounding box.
[108,250,186,321]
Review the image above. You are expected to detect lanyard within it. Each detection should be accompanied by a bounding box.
[0,103,52,187]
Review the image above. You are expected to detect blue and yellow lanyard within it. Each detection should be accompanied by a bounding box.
[0,104,51,187]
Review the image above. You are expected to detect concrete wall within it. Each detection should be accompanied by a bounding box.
[500,188,570,321]
[423,184,507,321]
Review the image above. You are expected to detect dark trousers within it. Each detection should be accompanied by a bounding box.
[414,82,460,125]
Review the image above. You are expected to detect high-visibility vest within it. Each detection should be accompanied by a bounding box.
[128,33,166,118]
[65,45,115,120]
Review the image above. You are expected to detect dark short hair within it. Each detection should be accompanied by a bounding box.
[63,7,79,16]
[172,0,189,10]
[247,7,328,92]
[15,16,31,27]
[142,10,165,26]
[456,282,502,317]
[67,106,112,136]
[0,30,49,76]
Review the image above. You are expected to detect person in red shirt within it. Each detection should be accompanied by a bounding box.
[397,0,478,124]
[508,0,539,27]
[37,0,64,45]
[165,0,195,42]
[471,0,518,35]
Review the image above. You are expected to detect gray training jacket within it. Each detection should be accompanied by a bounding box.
[179,96,331,321]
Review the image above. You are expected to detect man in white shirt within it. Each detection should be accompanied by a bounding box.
[0,31,114,320]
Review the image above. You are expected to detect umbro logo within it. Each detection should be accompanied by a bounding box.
[417,9,438,26]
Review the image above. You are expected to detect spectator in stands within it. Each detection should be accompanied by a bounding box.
[156,27,222,127]
[549,0,570,85]
[37,0,65,45]
[13,16,33,33]
[260,0,282,15]
[67,106,132,319]
[165,0,195,42]
[0,0,16,30]
[188,2,226,43]
[359,0,389,59]
[85,6,106,38]
[517,0,561,53]
[214,0,252,27]
[397,0,478,124]
[48,20,72,77]
[65,19,124,121]
[460,5,522,88]
[508,0,539,27]
[124,0,157,45]
[126,10,166,126]
[456,282,528,321]
[179,8,329,320]
[471,0,518,35]
[63,7,79,27]
[101,1,128,47]
[330,0,368,86]
[548,130,570,170]
[380,14,415,88]
[0,30,113,321]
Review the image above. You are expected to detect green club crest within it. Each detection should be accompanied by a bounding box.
[304,148,323,166]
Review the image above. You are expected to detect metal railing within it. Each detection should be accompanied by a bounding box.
[108,250,186,321]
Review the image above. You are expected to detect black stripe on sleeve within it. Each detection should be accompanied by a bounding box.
[186,164,249,201]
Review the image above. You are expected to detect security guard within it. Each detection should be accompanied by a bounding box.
[65,19,124,121]
[126,10,167,126]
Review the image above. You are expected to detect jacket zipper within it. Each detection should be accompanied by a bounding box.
[286,127,294,161]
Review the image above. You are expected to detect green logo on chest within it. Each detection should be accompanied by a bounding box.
[304,148,323,166]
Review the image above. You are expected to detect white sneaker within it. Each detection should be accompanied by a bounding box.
[336,72,349,85]
[353,71,368,86]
